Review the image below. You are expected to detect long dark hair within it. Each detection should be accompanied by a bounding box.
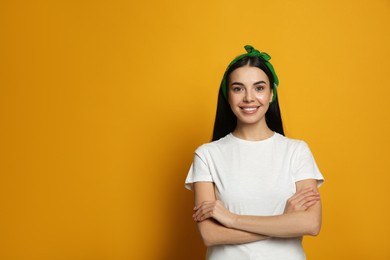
[212,56,284,141]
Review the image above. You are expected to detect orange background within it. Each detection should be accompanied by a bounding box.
[1,0,389,259]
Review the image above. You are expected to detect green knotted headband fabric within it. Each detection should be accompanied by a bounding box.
[221,45,279,103]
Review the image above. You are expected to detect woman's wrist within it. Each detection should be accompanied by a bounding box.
[227,212,239,229]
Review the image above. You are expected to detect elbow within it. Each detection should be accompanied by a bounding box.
[199,227,216,247]
[203,237,214,247]
[306,219,321,236]
[199,232,213,247]
[307,224,321,236]
[198,221,218,247]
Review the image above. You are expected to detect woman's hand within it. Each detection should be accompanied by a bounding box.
[284,187,320,214]
[193,200,237,228]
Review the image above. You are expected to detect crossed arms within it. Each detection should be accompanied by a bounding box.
[192,179,322,247]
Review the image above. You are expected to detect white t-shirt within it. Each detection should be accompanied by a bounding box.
[185,132,324,260]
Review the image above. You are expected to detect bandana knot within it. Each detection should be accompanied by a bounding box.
[244,45,271,61]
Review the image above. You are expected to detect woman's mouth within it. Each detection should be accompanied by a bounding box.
[240,106,259,114]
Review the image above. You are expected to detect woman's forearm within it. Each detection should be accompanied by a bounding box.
[230,202,322,238]
[197,219,268,247]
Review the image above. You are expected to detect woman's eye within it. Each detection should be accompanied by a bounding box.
[255,86,264,91]
[232,87,242,92]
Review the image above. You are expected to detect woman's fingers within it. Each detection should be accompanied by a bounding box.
[195,203,216,221]
[193,200,232,224]
[292,188,318,201]
[193,201,216,221]
[194,206,211,221]
[293,189,319,204]
[296,193,320,208]
[299,190,320,205]
[287,188,310,204]
[297,195,320,210]
[303,199,319,209]
[284,188,320,213]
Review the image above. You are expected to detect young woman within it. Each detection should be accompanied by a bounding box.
[185,45,324,260]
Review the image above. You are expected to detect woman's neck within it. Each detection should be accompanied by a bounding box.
[233,122,274,141]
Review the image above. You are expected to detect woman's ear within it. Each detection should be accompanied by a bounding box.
[269,89,274,103]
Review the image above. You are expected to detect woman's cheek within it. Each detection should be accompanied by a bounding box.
[255,93,266,101]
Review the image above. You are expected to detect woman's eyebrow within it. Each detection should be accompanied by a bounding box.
[253,81,267,85]
[231,81,267,86]
[231,82,245,86]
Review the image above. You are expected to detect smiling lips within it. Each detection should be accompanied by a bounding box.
[240,106,260,114]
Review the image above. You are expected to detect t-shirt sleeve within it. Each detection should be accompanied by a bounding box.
[184,147,213,191]
[291,141,324,187]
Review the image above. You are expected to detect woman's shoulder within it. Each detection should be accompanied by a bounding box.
[274,133,310,150]
[194,134,233,154]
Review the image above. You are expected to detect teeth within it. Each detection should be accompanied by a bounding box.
[243,107,257,111]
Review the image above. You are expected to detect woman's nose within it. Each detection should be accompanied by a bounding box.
[243,90,254,102]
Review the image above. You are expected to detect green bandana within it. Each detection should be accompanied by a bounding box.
[221,45,279,103]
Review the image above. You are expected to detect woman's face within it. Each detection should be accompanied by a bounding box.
[228,65,273,127]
